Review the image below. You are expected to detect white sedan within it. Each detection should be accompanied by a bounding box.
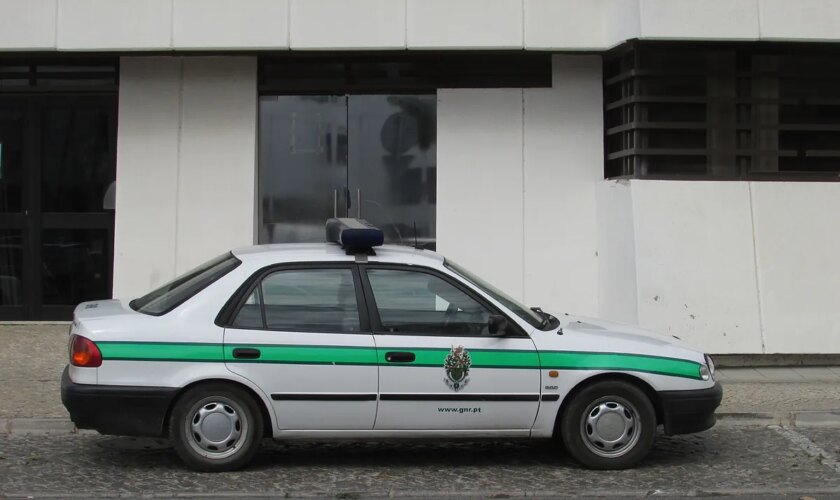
[61,218,722,472]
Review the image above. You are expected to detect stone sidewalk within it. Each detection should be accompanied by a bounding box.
[2,325,840,431]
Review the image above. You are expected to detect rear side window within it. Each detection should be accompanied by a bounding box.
[231,268,360,333]
[130,253,240,316]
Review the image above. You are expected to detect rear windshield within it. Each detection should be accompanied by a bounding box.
[130,253,241,316]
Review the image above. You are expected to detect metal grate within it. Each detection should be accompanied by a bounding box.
[0,60,118,92]
[604,42,840,180]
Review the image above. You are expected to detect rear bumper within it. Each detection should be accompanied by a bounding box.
[60,366,178,437]
[658,382,723,435]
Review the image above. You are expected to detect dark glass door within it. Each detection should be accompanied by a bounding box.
[259,94,436,248]
[0,95,116,320]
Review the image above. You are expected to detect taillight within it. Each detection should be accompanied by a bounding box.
[70,335,102,368]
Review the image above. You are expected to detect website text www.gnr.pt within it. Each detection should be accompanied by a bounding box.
[438,407,482,414]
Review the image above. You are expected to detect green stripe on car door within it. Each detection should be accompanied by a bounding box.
[224,344,378,365]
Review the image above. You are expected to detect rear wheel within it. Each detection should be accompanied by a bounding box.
[560,380,656,469]
[169,383,263,472]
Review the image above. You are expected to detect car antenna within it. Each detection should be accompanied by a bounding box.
[413,221,419,249]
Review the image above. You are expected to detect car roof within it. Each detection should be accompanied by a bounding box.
[231,243,446,268]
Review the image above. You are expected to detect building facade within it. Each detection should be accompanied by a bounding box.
[0,0,838,355]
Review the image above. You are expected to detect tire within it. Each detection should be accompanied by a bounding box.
[169,383,264,472]
[559,380,656,470]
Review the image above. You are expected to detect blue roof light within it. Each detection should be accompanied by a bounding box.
[325,218,384,253]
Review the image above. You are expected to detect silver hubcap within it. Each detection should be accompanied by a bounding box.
[580,397,640,458]
[184,397,248,460]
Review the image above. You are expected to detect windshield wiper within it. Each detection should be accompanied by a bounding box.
[531,307,550,328]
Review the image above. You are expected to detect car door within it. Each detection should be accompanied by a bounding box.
[362,264,541,432]
[223,263,378,431]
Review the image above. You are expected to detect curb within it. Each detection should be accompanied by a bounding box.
[3,411,840,436]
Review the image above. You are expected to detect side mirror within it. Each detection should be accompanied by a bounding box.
[488,314,508,336]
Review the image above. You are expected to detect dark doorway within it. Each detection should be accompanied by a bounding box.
[0,94,116,320]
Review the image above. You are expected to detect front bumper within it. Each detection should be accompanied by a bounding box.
[60,366,178,437]
[658,382,723,435]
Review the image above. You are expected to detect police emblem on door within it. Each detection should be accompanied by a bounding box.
[444,345,471,392]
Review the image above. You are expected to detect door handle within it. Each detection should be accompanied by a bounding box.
[385,351,415,363]
[232,348,261,359]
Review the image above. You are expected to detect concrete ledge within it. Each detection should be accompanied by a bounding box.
[713,353,840,367]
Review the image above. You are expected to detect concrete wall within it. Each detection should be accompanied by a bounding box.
[437,55,603,318]
[113,56,257,299]
[5,0,840,51]
[597,180,840,354]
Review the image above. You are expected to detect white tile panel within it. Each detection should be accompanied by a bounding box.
[437,88,525,300]
[173,0,289,50]
[175,57,258,274]
[407,0,522,49]
[639,0,759,40]
[113,58,182,298]
[630,180,764,353]
[0,0,57,50]
[525,0,640,50]
[57,0,172,50]
[758,0,840,41]
[750,182,840,354]
[523,56,602,316]
[290,0,405,50]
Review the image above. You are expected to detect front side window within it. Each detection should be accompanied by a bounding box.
[366,268,497,336]
[130,253,240,316]
[232,268,360,333]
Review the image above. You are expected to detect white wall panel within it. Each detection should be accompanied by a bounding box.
[523,56,601,316]
[290,0,405,50]
[751,183,840,353]
[525,0,640,50]
[173,0,289,50]
[437,89,525,299]
[57,0,172,50]
[113,58,182,298]
[639,0,759,40]
[759,0,840,41]
[631,180,763,353]
[0,0,56,49]
[596,180,638,325]
[175,57,258,274]
[407,0,522,49]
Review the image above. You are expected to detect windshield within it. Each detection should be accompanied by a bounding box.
[444,259,547,330]
[130,253,240,316]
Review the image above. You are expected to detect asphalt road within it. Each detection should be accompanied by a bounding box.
[0,424,838,498]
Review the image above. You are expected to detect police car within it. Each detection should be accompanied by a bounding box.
[61,218,722,472]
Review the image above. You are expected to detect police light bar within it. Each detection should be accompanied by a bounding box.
[325,218,384,253]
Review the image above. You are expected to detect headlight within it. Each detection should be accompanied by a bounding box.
[705,354,716,377]
[699,354,715,381]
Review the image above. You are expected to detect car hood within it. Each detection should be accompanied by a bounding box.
[533,314,706,365]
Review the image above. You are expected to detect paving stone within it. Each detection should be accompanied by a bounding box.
[0,427,838,497]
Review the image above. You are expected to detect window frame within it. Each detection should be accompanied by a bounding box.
[358,263,528,339]
[217,262,370,335]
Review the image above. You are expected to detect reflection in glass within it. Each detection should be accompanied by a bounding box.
[349,95,436,249]
[42,229,108,305]
[0,230,23,305]
[41,106,114,212]
[258,94,436,249]
[259,96,347,243]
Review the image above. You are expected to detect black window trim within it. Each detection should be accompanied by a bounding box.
[216,261,371,335]
[358,263,529,339]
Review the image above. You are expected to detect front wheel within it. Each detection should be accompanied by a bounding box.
[169,383,263,472]
[559,380,656,469]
